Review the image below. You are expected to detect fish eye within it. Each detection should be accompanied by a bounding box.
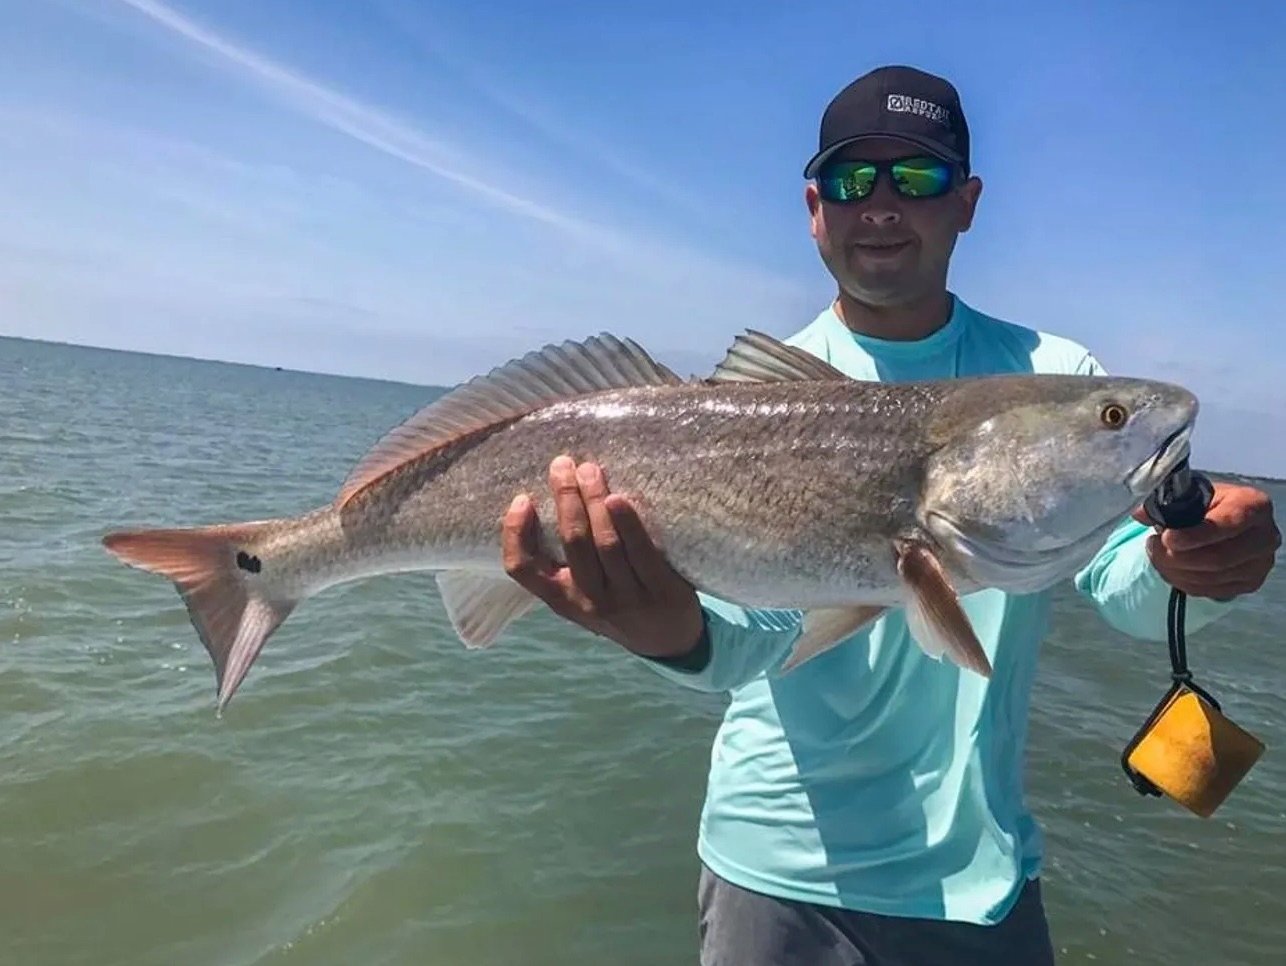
[1100,402,1129,429]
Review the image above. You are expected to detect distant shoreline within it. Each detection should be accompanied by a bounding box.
[0,333,433,390]
[5,333,1282,487]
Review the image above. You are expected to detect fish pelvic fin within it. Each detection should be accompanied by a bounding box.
[436,571,538,649]
[895,539,993,678]
[707,330,852,384]
[779,605,887,672]
[336,333,684,510]
[102,522,297,712]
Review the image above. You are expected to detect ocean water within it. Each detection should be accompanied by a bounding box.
[1,335,1282,966]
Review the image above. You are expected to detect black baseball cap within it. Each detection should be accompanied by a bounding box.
[803,65,970,179]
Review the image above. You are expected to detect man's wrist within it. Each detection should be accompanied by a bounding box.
[642,615,711,672]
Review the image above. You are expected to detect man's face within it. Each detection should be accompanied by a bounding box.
[806,137,983,308]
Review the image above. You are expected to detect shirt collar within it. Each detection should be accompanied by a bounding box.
[821,293,970,358]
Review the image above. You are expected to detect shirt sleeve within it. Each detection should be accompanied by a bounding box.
[1070,349,1234,640]
[1073,516,1233,641]
[635,594,802,693]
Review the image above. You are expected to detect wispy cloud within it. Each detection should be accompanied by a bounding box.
[370,0,707,216]
[107,0,808,303]
[4,0,1282,482]
[113,0,594,236]
[0,89,811,385]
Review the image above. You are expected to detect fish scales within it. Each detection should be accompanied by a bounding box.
[315,381,943,606]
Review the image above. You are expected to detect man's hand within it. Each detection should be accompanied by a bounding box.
[501,456,705,660]
[1133,482,1280,599]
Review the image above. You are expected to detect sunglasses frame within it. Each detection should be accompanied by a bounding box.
[815,155,960,204]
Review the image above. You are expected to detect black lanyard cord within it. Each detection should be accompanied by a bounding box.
[1122,458,1220,796]
[1166,585,1222,712]
[1167,586,1190,682]
[1142,458,1218,710]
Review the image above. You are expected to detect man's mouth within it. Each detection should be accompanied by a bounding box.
[852,239,912,253]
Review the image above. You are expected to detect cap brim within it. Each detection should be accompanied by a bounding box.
[803,134,965,178]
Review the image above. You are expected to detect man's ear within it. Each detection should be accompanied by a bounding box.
[957,175,983,232]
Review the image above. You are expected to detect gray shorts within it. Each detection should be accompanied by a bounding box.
[697,864,1056,966]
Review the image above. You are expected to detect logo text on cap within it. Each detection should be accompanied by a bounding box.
[886,94,951,127]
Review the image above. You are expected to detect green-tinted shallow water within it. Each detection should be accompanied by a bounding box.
[2,335,1283,965]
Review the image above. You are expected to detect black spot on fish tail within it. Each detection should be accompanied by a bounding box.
[236,551,262,574]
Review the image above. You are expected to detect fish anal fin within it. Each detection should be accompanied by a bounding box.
[779,605,886,672]
[436,571,538,649]
[708,330,852,384]
[337,333,683,509]
[895,540,992,678]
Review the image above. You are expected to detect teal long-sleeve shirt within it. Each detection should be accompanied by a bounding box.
[641,296,1232,925]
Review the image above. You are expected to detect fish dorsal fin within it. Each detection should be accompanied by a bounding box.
[708,330,851,384]
[337,333,683,508]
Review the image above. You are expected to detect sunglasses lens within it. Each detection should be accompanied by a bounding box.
[890,158,953,197]
[818,157,954,201]
[819,162,876,201]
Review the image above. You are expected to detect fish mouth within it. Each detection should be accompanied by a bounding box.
[1125,423,1194,495]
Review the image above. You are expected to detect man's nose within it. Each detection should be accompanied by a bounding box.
[861,207,901,227]
[859,176,902,227]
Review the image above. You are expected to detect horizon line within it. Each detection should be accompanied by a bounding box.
[3,332,1281,487]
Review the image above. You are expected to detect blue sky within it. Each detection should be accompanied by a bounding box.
[3,0,1285,475]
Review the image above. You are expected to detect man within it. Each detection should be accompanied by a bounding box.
[500,65,1280,965]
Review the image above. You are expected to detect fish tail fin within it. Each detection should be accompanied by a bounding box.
[102,521,297,712]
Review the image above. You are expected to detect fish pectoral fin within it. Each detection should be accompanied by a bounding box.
[707,330,852,384]
[436,571,538,649]
[779,605,886,672]
[895,540,993,678]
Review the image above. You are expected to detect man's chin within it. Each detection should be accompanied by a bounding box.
[850,247,916,276]
[840,276,919,307]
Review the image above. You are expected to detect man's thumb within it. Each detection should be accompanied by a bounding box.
[1131,504,1155,526]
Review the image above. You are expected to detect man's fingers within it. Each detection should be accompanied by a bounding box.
[1158,571,1261,599]
[1148,555,1261,589]
[1149,530,1276,574]
[502,493,596,620]
[1154,522,1221,553]
[550,456,606,600]
[1158,519,1249,554]
[1157,486,1277,552]
[605,492,688,594]
[576,462,643,606]
[501,494,560,594]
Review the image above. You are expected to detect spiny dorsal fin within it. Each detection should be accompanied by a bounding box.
[708,330,851,384]
[337,333,683,508]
